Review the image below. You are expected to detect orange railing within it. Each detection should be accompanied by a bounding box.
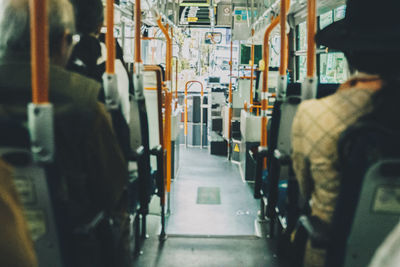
[30,0,49,104]
[260,0,290,167]
[307,0,316,78]
[250,29,255,113]
[228,40,233,157]
[106,0,115,74]
[157,17,173,194]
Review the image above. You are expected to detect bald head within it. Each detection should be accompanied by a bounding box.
[0,0,75,64]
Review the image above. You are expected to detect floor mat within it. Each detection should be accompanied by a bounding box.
[196,187,221,205]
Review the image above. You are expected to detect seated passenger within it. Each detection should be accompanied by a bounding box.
[291,0,400,266]
[0,0,128,266]
[0,160,37,267]
[68,0,131,124]
[68,0,131,159]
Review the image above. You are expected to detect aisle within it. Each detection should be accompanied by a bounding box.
[166,147,260,237]
[132,147,288,267]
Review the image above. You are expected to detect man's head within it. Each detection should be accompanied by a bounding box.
[0,0,75,66]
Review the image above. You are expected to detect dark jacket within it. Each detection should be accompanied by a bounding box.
[0,60,128,224]
[67,34,132,159]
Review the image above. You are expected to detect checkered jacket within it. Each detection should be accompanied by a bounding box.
[291,75,380,223]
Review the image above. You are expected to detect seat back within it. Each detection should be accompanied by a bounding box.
[344,159,400,267]
[129,96,143,150]
[274,83,302,179]
[316,83,340,99]
[0,119,64,267]
[326,121,400,267]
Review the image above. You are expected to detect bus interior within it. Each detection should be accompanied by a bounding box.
[1,0,400,266]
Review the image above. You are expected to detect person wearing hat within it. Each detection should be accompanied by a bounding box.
[291,0,400,266]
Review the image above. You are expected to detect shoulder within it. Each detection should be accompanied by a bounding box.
[50,65,101,108]
[297,87,375,118]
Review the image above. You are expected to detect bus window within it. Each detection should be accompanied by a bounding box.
[334,5,346,21]
[320,10,333,29]
[295,22,307,81]
[270,36,281,68]
[318,6,349,84]
[319,52,348,83]
[297,22,307,51]
[298,55,307,81]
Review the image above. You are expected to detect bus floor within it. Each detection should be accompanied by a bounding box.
[133,147,289,267]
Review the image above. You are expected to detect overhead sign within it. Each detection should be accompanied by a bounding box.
[188,17,199,22]
[180,0,209,7]
[179,6,215,26]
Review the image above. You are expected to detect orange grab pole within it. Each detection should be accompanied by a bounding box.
[307,0,316,77]
[157,17,173,193]
[134,0,141,63]
[279,0,289,76]
[250,29,255,113]
[184,81,204,137]
[106,0,115,74]
[175,58,179,105]
[30,0,49,103]
[157,18,172,82]
[228,40,233,143]
[261,16,279,149]
[261,0,290,151]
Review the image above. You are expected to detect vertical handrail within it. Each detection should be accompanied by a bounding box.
[134,0,141,63]
[143,65,165,239]
[302,0,317,100]
[260,0,291,162]
[279,0,288,76]
[103,0,119,111]
[260,16,280,160]
[277,0,289,99]
[106,0,115,74]
[29,0,55,164]
[256,0,291,200]
[133,0,153,241]
[307,0,316,78]
[157,17,173,206]
[250,29,255,113]
[175,57,179,109]
[184,81,204,148]
[228,40,233,159]
[30,0,49,104]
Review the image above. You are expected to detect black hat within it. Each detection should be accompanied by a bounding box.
[315,0,400,51]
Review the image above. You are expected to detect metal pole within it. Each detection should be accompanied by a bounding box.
[200,95,203,149]
[228,39,233,159]
[302,0,317,100]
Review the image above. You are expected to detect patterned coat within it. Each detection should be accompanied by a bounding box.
[291,74,381,267]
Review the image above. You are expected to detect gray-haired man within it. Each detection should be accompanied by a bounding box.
[0,0,128,266]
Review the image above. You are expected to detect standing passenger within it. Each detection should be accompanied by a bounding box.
[291,0,400,266]
[0,0,128,266]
